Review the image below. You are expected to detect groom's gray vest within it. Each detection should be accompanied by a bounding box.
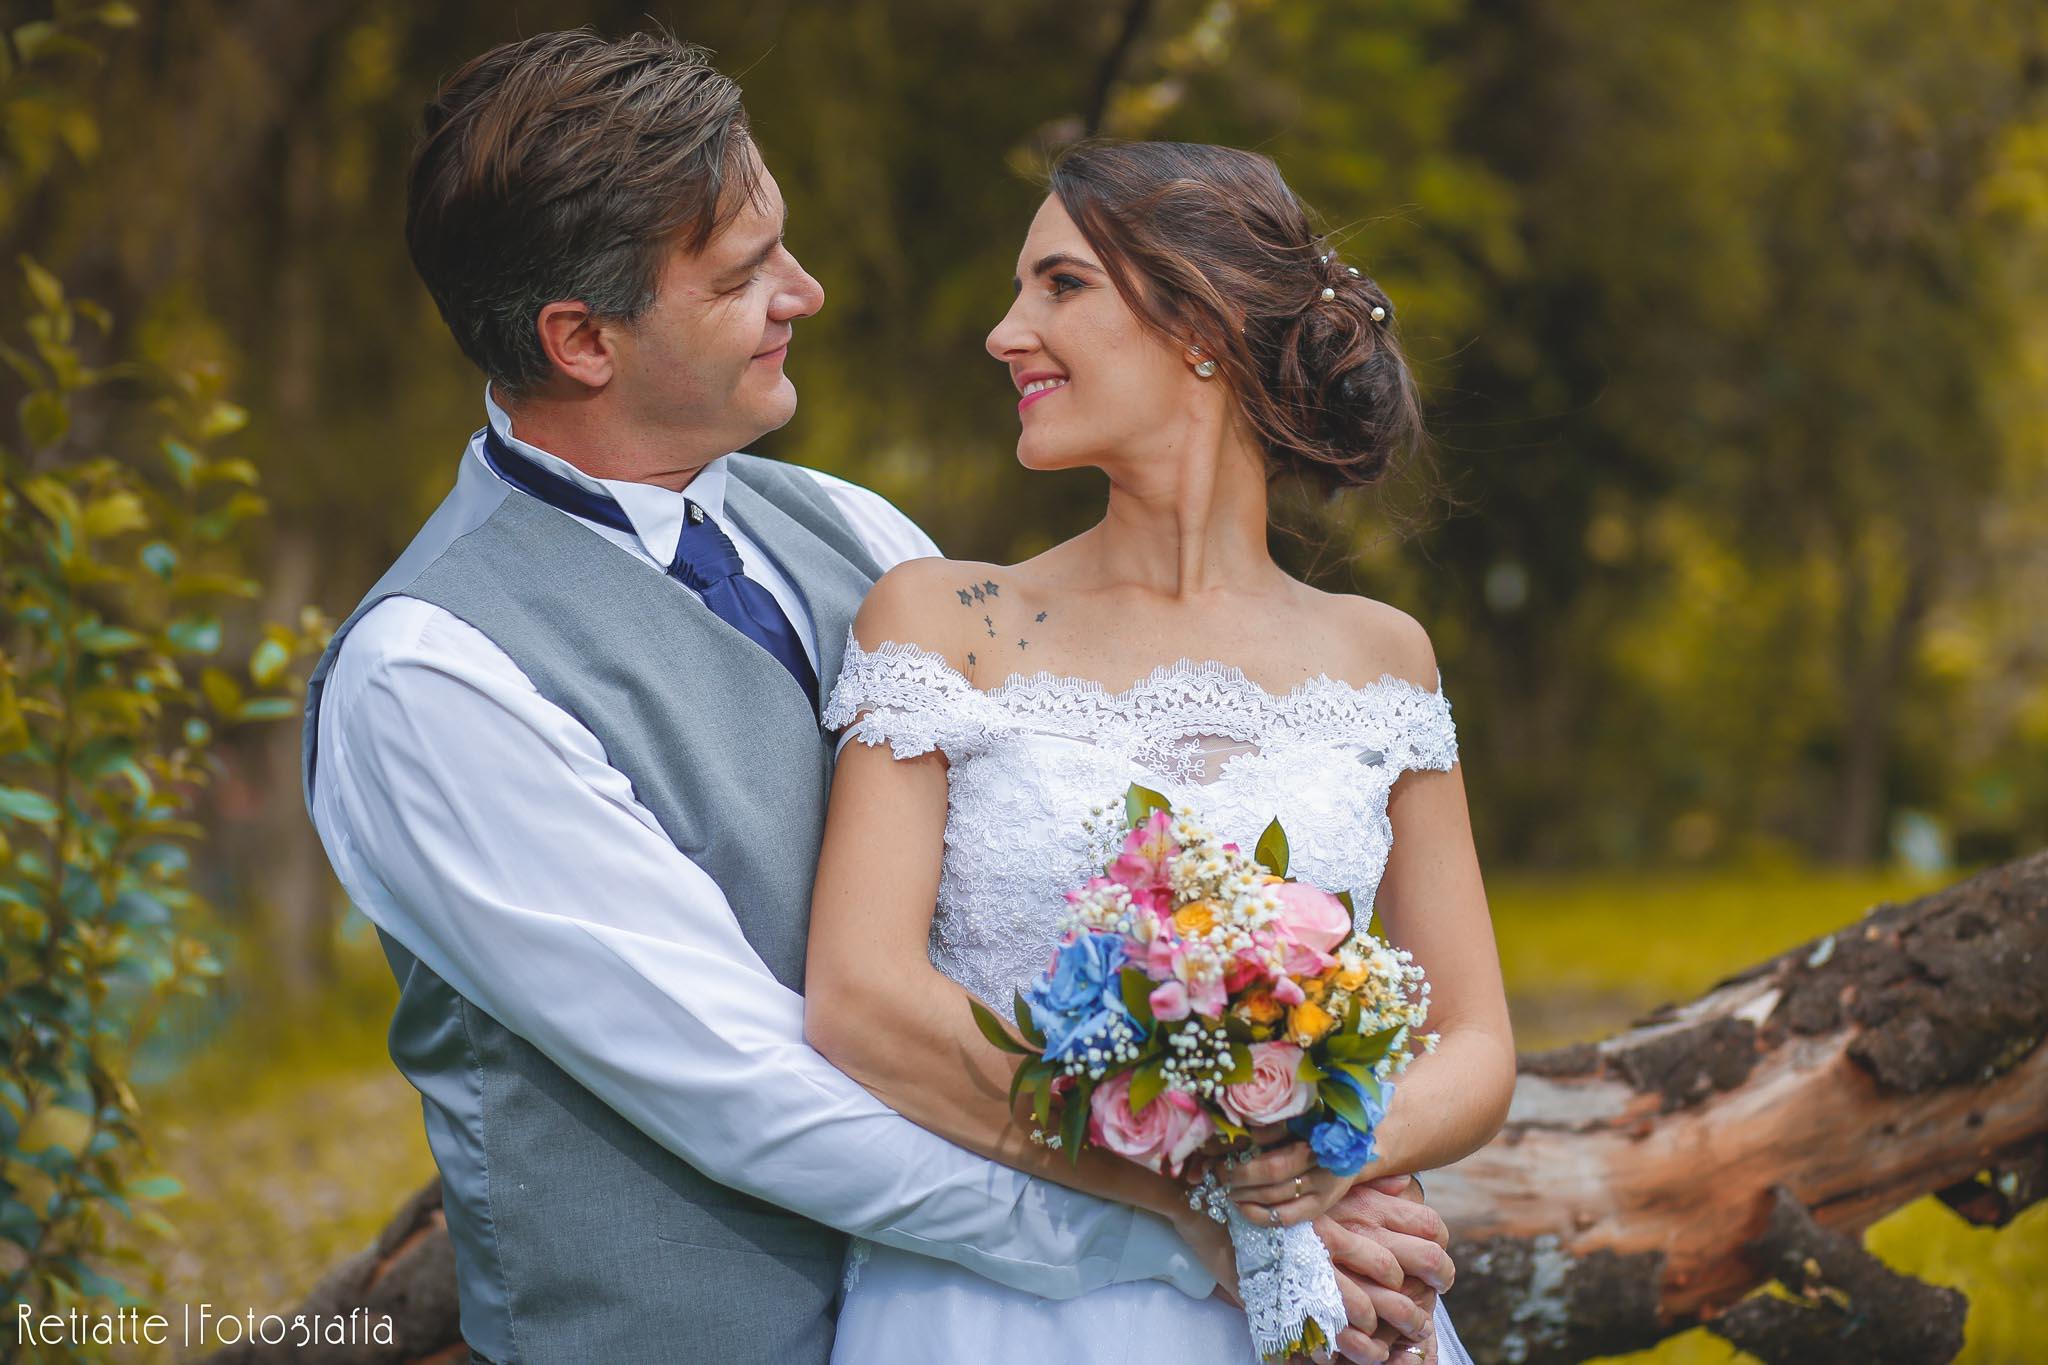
[302,450,882,1364]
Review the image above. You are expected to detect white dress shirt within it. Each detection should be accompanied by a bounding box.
[308,393,1211,1302]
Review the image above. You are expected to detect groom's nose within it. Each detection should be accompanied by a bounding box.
[773,250,824,322]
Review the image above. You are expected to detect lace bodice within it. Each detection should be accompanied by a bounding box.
[822,628,1459,1009]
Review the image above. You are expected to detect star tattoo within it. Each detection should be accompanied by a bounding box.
[1018,638,1029,650]
[967,652,977,667]
[972,584,987,603]
[957,589,973,606]
[984,581,1000,597]
[1035,611,1047,623]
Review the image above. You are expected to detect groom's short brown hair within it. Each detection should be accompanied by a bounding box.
[405,28,761,396]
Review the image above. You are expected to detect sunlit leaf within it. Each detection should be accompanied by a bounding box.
[81,491,146,539]
[0,786,59,823]
[1255,819,1290,879]
[165,614,222,655]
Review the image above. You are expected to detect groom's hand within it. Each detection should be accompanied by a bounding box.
[1315,1174,1451,1364]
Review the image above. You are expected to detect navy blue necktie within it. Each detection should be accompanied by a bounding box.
[479,427,821,715]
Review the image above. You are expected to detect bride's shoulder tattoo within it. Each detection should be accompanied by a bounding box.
[947,573,1047,651]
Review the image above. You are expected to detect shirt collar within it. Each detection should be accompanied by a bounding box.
[479,383,730,566]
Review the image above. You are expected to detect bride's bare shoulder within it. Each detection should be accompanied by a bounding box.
[852,556,1020,675]
[1312,589,1443,691]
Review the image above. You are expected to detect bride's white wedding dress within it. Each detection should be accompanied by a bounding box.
[822,630,1478,1365]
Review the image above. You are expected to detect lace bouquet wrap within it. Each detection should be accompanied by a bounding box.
[969,784,1438,1362]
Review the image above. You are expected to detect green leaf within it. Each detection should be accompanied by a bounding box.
[200,666,242,716]
[161,438,198,490]
[1321,1074,1380,1134]
[81,491,146,539]
[1059,1078,1093,1164]
[1123,782,1172,829]
[1254,818,1290,878]
[18,255,63,313]
[139,540,177,580]
[1128,1060,1168,1114]
[1221,1042,1254,1085]
[1009,1056,1051,1108]
[970,999,1034,1056]
[1011,988,1045,1049]
[165,614,222,655]
[1031,1074,1053,1130]
[20,390,67,448]
[94,3,142,30]
[199,401,249,440]
[74,623,147,654]
[0,786,60,824]
[106,891,169,927]
[1117,968,1156,1030]
[1327,1024,1406,1068]
[200,457,259,487]
[123,1174,180,1202]
[1335,890,1355,919]
[234,697,298,723]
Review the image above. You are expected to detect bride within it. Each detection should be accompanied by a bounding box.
[804,140,1514,1364]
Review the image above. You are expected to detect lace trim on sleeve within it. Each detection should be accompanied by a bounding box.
[1382,672,1458,776]
[821,629,1011,762]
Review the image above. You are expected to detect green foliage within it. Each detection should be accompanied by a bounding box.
[0,10,327,1341]
[0,251,327,1351]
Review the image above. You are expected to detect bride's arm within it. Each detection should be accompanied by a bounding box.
[806,718,1214,1235]
[1227,614,1517,1222]
[804,577,1211,1243]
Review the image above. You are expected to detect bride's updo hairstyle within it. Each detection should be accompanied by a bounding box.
[1048,141,1423,495]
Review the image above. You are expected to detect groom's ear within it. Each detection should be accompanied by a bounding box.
[534,300,617,390]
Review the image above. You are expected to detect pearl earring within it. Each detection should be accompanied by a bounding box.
[1370,305,1387,322]
[1194,359,1218,378]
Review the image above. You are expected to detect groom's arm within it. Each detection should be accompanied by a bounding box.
[310,597,1212,1303]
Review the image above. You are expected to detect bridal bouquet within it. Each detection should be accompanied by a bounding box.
[969,784,1437,1361]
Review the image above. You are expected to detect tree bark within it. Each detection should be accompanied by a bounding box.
[217,852,2048,1363]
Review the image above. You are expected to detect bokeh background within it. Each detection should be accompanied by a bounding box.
[4,0,2045,1361]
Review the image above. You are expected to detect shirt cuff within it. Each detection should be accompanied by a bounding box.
[1116,1209,1216,1299]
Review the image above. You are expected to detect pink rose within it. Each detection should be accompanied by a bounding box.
[1089,1071,1215,1177]
[1271,974,1306,1007]
[1275,882,1351,954]
[1220,1042,1316,1127]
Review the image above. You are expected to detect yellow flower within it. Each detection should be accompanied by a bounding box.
[1239,989,1285,1027]
[1289,1000,1338,1047]
[1172,901,1218,937]
[1333,963,1370,992]
[1300,975,1331,1003]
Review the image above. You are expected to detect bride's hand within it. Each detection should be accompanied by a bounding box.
[1219,1127,1358,1229]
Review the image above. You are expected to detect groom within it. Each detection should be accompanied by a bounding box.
[302,28,1453,1365]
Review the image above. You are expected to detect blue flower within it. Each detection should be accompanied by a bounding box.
[1025,932,1135,1061]
[1307,1117,1377,1176]
[1300,1071,1394,1177]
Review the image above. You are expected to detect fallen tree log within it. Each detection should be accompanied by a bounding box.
[1432,849,2048,1364]
[212,851,2048,1364]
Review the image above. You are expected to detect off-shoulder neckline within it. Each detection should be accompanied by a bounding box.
[840,628,1447,709]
